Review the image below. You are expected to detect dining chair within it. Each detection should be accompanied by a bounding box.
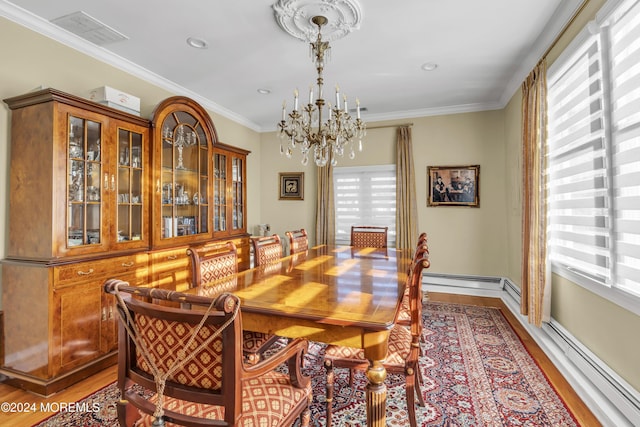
[251,234,283,266]
[398,238,430,357]
[285,228,308,255]
[350,225,388,248]
[324,253,430,427]
[186,242,280,365]
[104,279,311,427]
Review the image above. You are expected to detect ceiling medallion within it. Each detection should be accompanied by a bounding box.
[272,0,363,42]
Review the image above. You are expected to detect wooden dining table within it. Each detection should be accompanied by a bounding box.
[191,244,413,427]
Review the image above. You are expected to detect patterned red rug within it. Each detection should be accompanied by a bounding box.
[34,302,579,426]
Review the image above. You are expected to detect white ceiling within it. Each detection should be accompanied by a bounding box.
[2,0,584,132]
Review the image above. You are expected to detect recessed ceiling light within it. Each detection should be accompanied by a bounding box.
[421,62,438,71]
[186,37,208,49]
[257,88,271,95]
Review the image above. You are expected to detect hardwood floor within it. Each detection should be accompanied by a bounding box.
[0,293,601,426]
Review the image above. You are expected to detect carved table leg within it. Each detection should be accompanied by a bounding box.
[366,359,387,427]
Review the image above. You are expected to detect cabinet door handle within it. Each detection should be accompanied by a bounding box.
[108,305,114,320]
[104,173,109,191]
[156,179,160,194]
[167,255,177,260]
[102,306,107,321]
[121,261,134,267]
[111,174,115,191]
[77,268,94,276]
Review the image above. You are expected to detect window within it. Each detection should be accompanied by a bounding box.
[333,165,396,246]
[547,0,640,313]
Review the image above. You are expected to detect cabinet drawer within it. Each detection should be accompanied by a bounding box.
[150,248,190,270]
[54,254,147,286]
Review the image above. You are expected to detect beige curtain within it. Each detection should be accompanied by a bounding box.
[521,60,550,327]
[396,126,419,249]
[316,163,335,245]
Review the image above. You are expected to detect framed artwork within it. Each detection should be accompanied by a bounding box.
[427,165,479,207]
[279,172,304,200]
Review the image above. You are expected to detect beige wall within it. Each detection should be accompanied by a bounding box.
[503,88,523,283]
[262,110,509,277]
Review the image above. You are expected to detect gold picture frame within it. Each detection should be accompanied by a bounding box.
[279,172,304,200]
[428,165,479,207]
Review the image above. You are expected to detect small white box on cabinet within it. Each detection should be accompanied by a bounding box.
[88,86,140,114]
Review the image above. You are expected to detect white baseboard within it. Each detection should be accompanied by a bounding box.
[423,275,640,427]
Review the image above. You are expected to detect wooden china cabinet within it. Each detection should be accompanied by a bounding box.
[148,97,250,293]
[1,89,250,395]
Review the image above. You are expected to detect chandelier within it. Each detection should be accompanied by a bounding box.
[278,15,366,167]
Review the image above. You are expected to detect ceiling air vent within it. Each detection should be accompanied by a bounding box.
[51,11,128,45]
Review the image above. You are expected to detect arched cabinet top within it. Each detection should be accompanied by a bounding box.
[151,96,218,145]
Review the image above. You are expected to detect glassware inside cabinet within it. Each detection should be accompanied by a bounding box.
[67,115,102,247]
[232,157,244,230]
[117,128,144,242]
[214,153,227,232]
[159,110,209,240]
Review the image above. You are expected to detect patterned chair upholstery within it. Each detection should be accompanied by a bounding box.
[285,228,309,255]
[324,254,430,427]
[251,234,283,266]
[350,225,388,248]
[187,241,238,287]
[104,280,311,427]
[187,242,280,365]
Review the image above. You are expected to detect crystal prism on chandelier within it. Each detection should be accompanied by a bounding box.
[278,15,366,167]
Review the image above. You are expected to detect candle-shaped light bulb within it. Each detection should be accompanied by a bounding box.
[344,94,348,112]
[335,84,340,109]
[328,102,332,120]
[309,85,314,104]
[294,89,299,111]
[356,98,361,119]
[282,100,286,120]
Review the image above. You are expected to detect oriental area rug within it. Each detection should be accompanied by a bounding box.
[34,302,579,426]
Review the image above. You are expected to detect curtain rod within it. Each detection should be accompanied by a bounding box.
[367,122,413,130]
[542,0,590,60]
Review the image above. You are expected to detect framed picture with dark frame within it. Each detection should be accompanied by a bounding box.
[427,165,480,207]
[279,172,304,200]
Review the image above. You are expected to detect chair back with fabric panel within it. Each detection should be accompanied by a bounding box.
[104,279,312,427]
[251,234,283,266]
[350,225,388,248]
[187,241,238,288]
[106,279,242,426]
[285,228,308,255]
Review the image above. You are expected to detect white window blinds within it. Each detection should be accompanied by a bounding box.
[548,0,640,300]
[548,35,610,283]
[333,165,396,246]
[609,0,640,296]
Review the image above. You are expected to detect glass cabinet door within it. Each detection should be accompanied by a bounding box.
[214,153,227,232]
[117,128,144,242]
[232,156,244,230]
[67,116,102,247]
[160,111,209,240]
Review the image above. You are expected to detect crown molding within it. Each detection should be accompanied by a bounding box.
[0,0,262,132]
[498,0,585,108]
